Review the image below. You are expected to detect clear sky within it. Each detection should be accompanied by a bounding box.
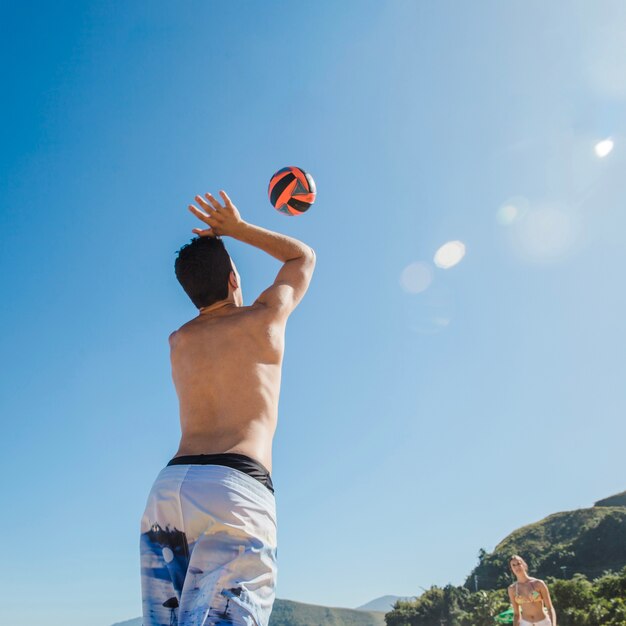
[2,2,626,625]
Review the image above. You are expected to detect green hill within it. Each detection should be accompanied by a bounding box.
[466,494,626,590]
[269,599,386,626]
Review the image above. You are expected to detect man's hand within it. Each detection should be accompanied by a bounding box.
[189,189,315,317]
[188,191,244,238]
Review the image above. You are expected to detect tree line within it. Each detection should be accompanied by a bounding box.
[385,567,626,626]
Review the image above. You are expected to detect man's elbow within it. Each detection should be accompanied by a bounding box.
[304,247,316,276]
[288,246,315,273]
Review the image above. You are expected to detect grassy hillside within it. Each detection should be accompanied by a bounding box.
[388,492,626,625]
[466,502,626,590]
[386,568,626,626]
[269,599,386,626]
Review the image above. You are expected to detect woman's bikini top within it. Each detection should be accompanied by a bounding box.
[514,581,542,605]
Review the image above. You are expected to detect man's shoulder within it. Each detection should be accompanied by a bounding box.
[169,306,283,340]
[235,304,288,335]
[245,301,290,325]
[169,317,202,345]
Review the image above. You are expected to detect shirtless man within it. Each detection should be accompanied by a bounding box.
[140,190,315,626]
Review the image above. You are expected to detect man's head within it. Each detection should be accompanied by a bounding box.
[175,237,241,309]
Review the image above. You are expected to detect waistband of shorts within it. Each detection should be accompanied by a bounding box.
[167,452,274,494]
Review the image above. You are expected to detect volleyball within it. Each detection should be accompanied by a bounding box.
[268,166,316,216]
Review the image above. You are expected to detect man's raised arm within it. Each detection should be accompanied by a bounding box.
[188,190,315,317]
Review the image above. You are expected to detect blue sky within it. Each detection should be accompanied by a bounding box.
[2,2,626,625]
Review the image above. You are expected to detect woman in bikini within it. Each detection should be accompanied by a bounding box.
[507,555,557,626]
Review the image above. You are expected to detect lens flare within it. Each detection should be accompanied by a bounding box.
[497,204,519,225]
[594,138,614,158]
[400,262,433,294]
[511,205,580,263]
[497,196,529,225]
[434,241,466,269]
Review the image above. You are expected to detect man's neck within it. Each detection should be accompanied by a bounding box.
[199,299,238,316]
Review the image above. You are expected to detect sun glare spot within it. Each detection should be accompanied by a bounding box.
[400,262,433,294]
[497,196,529,225]
[497,204,519,225]
[434,241,466,269]
[512,205,580,262]
[594,138,614,158]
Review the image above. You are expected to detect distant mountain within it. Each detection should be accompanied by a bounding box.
[356,595,413,612]
[466,490,626,590]
[270,599,385,625]
[113,598,386,626]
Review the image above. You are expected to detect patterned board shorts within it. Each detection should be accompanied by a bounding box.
[140,463,277,626]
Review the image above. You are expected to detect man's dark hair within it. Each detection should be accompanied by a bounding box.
[174,237,233,309]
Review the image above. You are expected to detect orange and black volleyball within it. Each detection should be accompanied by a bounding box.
[268,166,316,216]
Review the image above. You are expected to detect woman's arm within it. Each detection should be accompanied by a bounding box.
[508,586,520,626]
[537,580,557,625]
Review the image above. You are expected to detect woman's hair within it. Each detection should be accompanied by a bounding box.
[509,554,529,574]
[174,237,233,309]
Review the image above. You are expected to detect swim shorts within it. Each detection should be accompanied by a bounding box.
[140,455,277,626]
[520,618,551,626]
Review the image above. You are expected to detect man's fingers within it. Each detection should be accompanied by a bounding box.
[219,190,233,208]
[192,227,216,238]
[196,195,215,213]
[189,202,225,232]
[204,192,223,211]
[188,204,211,223]
[189,203,221,221]
[188,204,208,218]
[188,191,229,238]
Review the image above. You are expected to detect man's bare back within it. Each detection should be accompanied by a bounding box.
[171,190,315,474]
[171,304,285,472]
